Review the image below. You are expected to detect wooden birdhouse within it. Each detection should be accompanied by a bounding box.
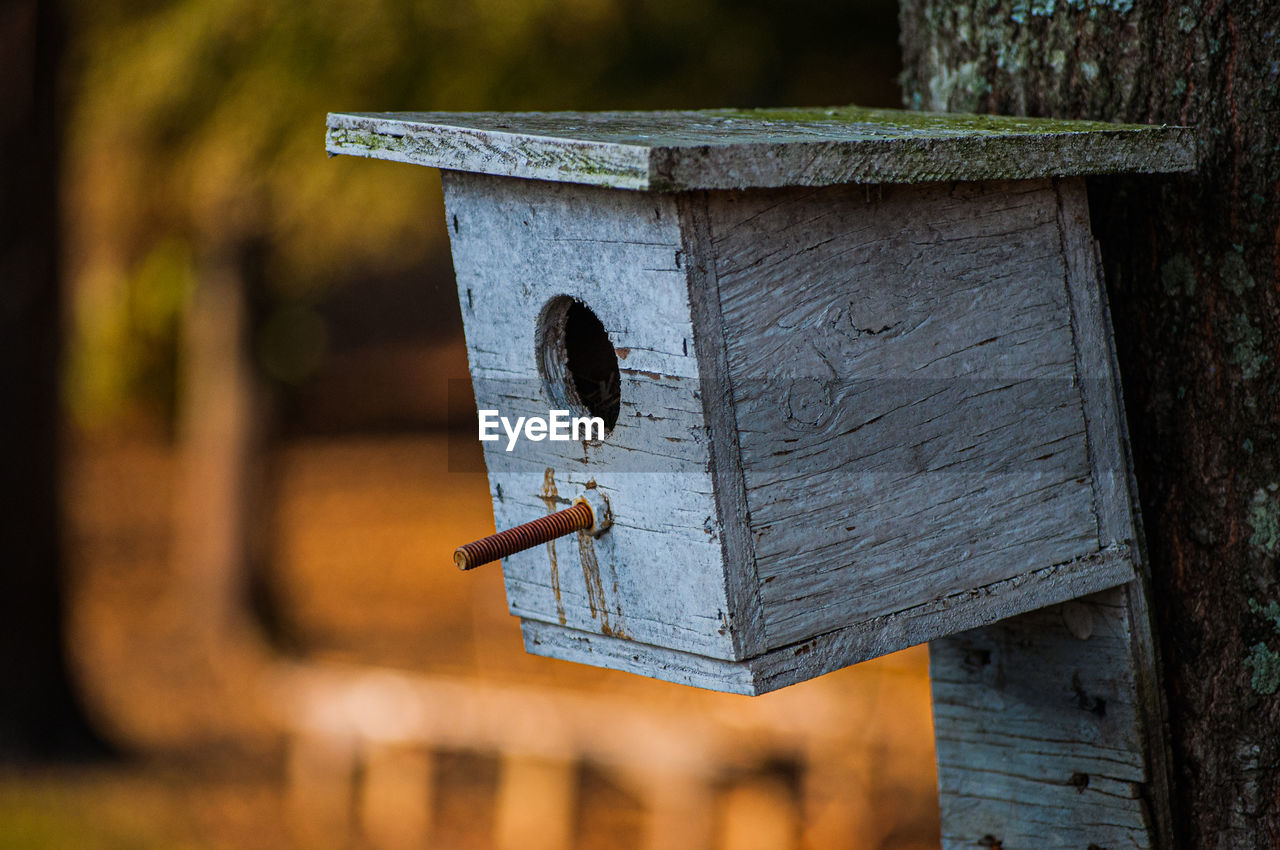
[326,107,1193,695]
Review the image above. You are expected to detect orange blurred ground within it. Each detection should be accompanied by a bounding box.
[29,431,940,849]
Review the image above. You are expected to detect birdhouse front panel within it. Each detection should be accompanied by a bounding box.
[327,107,1195,694]
[441,171,743,662]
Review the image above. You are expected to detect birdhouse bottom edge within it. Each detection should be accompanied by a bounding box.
[520,543,1135,696]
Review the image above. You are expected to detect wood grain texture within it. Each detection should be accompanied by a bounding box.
[899,4,1280,843]
[930,588,1160,849]
[442,172,739,660]
[709,179,1109,649]
[442,168,1149,695]
[676,193,768,660]
[928,179,1171,848]
[326,107,1194,192]
[1058,176,1175,847]
[1055,178,1136,550]
[523,545,1133,696]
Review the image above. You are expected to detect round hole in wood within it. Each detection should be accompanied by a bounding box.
[536,296,620,435]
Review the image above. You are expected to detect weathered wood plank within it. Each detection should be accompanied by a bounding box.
[1055,177,1136,550]
[677,192,769,659]
[930,179,1172,848]
[327,107,1195,191]
[442,172,740,659]
[523,545,1133,696]
[930,588,1160,849]
[707,179,1105,649]
[1056,175,1174,847]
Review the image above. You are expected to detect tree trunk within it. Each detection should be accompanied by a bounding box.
[0,0,100,759]
[898,3,1280,847]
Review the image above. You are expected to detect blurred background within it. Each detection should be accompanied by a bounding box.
[3,0,940,846]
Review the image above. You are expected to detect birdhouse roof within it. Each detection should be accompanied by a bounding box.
[326,106,1195,191]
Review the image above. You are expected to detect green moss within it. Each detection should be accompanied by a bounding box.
[1176,4,1198,33]
[1222,249,1256,295]
[1244,642,1280,695]
[929,60,994,106]
[1248,487,1280,553]
[994,42,1025,76]
[1249,598,1280,634]
[327,108,1193,190]
[1229,315,1268,380]
[710,105,1163,135]
[328,122,644,186]
[326,127,407,157]
[1010,0,1129,20]
[1161,253,1196,296]
[1217,268,1269,380]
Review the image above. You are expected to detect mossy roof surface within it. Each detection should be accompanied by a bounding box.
[326,105,1195,191]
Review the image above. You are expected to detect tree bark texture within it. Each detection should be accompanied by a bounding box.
[899,3,1280,847]
[0,0,100,758]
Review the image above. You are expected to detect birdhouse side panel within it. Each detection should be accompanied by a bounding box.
[707,179,1103,650]
[442,173,739,659]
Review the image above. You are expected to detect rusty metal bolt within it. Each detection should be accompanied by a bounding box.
[453,499,601,571]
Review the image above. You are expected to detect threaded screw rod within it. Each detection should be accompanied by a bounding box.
[453,501,595,571]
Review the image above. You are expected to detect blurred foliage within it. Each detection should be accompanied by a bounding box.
[0,773,188,850]
[63,0,899,428]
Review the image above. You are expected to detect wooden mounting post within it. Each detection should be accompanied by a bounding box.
[929,182,1173,849]
[931,584,1172,849]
